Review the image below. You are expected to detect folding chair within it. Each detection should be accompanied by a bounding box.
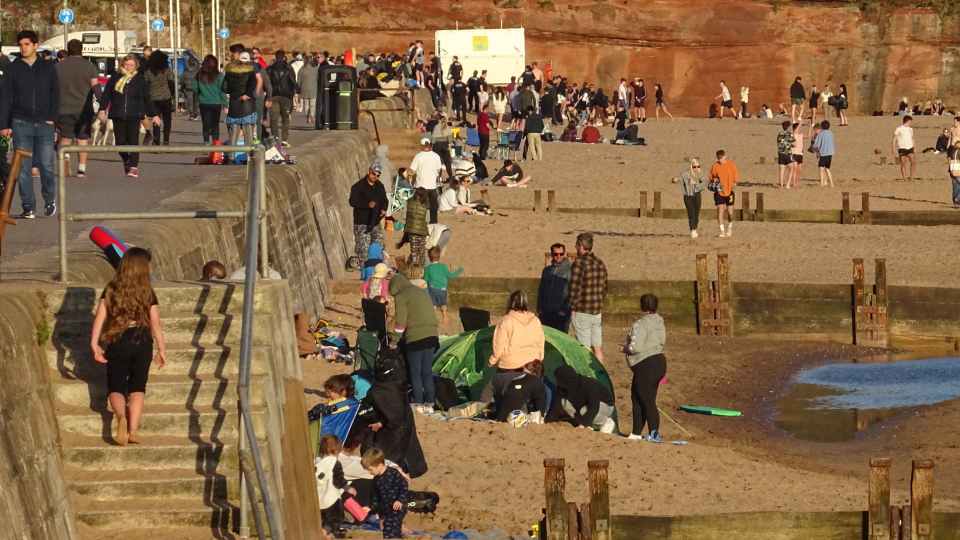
[492,131,511,160]
[466,127,480,148]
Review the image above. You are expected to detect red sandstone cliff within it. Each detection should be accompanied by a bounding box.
[232,0,960,115]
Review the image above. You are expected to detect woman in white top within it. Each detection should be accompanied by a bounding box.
[478,84,490,112]
[438,177,478,215]
[819,84,832,120]
[491,87,508,129]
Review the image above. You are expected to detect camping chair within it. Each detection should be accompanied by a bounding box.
[492,131,511,160]
[459,307,491,332]
[465,127,480,148]
[308,398,361,458]
[507,130,525,161]
[355,299,387,372]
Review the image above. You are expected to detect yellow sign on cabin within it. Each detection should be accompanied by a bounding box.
[472,35,489,52]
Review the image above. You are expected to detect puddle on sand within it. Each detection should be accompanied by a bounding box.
[775,357,960,442]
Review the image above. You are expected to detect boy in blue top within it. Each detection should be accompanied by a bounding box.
[423,246,463,328]
[811,120,835,187]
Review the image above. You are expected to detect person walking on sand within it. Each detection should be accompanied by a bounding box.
[790,121,805,188]
[893,115,916,180]
[715,80,735,119]
[948,141,960,208]
[624,294,666,442]
[835,84,849,126]
[777,120,795,189]
[90,247,167,446]
[569,233,609,363]
[538,243,572,332]
[349,163,388,267]
[789,76,805,123]
[654,83,673,120]
[950,116,960,148]
[631,78,646,122]
[679,157,706,238]
[738,85,749,119]
[808,84,820,124]
[709,149,739,237]
[811,120,835,187]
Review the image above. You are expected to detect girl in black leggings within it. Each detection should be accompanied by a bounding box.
[624,294,666,442]
[90,247,167,446]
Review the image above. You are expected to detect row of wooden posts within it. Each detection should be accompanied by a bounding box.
[490,188,881,223]
[693,253,889,347]
[543,458,937,539]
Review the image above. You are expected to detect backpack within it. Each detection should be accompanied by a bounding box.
[270,64,296,97]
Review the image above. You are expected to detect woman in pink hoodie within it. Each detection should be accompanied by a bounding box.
[489,291,546,404]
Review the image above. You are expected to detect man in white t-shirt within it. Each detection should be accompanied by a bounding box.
[616,79,629,110]
[892,115,915,180]
[408,137,445,223]
[715,80,735,119]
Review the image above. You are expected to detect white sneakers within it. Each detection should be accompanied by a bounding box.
[412,404,435,414]
[599,417,617,434]
[529,411,544,425]
[626,433,645,441]
[690,230,698,239]
[718,223,733,238]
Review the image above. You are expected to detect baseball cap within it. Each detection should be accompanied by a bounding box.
[420,137,432,146]
[369,162,383,174]
[239,51,251,62]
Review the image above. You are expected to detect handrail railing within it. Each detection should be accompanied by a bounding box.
[55,143,281,539]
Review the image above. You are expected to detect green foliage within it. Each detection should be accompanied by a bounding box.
[36,319,51,347]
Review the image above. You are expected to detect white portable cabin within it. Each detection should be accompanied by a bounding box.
[434,27,525,85]
[40,30,139,57]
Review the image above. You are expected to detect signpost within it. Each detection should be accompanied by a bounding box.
[58,6,74,50]
[218,28,229,40]
[151,18,164,33]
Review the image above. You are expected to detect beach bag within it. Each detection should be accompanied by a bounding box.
[406,491,440,514]
[827,96,838,107]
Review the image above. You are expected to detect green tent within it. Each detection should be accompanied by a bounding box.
[433,325,616,408]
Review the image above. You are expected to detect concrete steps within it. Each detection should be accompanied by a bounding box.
[45,283,279,539]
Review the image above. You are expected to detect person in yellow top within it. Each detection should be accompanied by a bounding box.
[709,149,739,238]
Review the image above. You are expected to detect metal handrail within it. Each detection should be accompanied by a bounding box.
[56,144,268,283]
[55,143,281,539]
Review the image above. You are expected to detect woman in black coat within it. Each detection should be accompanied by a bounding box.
[551,365,617,433]
[362,348,428,479]
[98,55,159,178]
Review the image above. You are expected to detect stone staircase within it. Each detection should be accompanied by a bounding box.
[45,283,271,539]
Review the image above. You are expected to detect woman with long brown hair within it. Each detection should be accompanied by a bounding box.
[193,54,227,144]
[90,247,167,445]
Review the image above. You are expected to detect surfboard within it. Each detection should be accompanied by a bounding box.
[680,405,742,417]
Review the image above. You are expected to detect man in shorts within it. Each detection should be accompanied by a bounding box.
[950,116,960,148]
[811,120,835,187]
[715,80,735,119]
[569,233,608,363]
[709,149,739,237]
[789,76,805,123]
[776,120,795,188]
[56,39,98,178]
[892,115,915,180]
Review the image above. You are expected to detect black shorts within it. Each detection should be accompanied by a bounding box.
[818,155,833,168]
[778,153,793,165]
[105,328,154,395]
[714,191,734,206]
[57,114,92,140]
[722,100,733,108]
[634,98,646,108]
[792,154,803,164]
[898,148,914,157]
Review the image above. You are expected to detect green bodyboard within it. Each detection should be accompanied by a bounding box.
[680,404,742,417]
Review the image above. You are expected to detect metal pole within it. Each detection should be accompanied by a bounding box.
[62,0,69,51]
[210,0,216,62]
[57,149,68,283]
[257,146,268,276]
[200,11,205,58]
[113,2,119,65]
[145,0,150,47]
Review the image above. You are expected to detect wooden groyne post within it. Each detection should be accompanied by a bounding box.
[853,258,889,347]
[869,458,896,540]
[911,460,934,540]
[696,253,733,336]
[638,191,648,218]
[544,458,568,540]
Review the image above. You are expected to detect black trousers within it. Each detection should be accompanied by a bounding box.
[452,98,466,121]
[152,99,173,144]
[683,193,702,230]
[199,104,222,143]
[426,188,439,224]
[112,118,143,169]
[478,132,490,160]
[468,92,479,113]
[432,142,453,182]
[630,354,666,435]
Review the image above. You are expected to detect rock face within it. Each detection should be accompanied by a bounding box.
[232,0,960,115]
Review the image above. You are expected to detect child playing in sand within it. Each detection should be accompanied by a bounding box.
[362,448,409,539]
[423,247,463,328]
[316,435,348,538]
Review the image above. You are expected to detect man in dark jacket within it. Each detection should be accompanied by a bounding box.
[349,162,388,266]
[0,30,59,219]
[550,365,616,433]
[0,54,11,188]
[538,243,572,332]
[789,76,805,122]
[466,71,480,114]
[266,50,297,145]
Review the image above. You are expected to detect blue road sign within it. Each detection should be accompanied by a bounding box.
[58,8,75,25]
[151,18,165,32]
[218,28,230,39]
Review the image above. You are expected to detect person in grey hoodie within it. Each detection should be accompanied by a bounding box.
[297,57,320,124]
[623,293,666,442]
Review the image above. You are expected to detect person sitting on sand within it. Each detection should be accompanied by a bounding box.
[560,120,578,142]
[438,177,480,214]
[489,290,545,410]
[922,128,951,154]
[551,365,617,433]
[491,160,531,188]
[495,360,548,424]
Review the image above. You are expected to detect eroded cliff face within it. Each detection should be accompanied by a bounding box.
[233,0,960,115]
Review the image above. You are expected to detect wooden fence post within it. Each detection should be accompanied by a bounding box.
[653,191,662,218]
[875,259,889,347]
[755,193,765,222]
[741,191,751,222]
[902,505,912,540]
[889,506,903,540]
[580,503,592,540]
[842,192,851,224]
[588,460,611,540]
[544,459,568,540]
[534,190,544,212]
[853,258,865,345]
[869,458,892,540]
[638,191,648,218]
[911,460,934,540]
[717,253,733,336]
[547,190,556,212]
[566,502,580,540]
[862,192,872,224]
[695,254,710,335]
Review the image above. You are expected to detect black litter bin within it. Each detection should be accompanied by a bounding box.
[316,65,358,130]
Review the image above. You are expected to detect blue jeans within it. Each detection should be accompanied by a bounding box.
[12,118,57,212]
[952,176,960,206]
[406,347,436,405]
